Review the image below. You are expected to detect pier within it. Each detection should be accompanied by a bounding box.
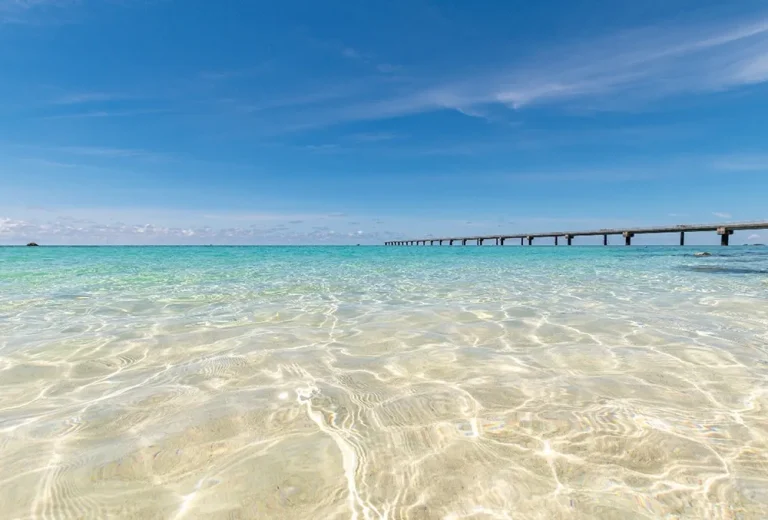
[384,221,768,246]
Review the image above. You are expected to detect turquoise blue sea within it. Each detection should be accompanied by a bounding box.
[1,246,767,519]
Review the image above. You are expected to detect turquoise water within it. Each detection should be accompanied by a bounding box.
[1,246,767,519]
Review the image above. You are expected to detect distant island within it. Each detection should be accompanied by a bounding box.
[26,242,39,247]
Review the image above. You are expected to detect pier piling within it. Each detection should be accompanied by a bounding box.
[623,232,635,246]
[566,234,573,246]
[717,227,733,246]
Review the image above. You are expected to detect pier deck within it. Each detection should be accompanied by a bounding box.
[385,221,768,246]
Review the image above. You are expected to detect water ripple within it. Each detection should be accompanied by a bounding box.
[0,246,767,518]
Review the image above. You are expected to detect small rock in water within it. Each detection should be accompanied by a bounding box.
[694,252,711,257]
[26,242,39,247]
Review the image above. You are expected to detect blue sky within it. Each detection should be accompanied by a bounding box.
[1,0,767,245]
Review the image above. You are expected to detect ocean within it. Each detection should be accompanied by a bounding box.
[1,245,767,519]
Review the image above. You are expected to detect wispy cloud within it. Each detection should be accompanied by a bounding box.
[713,212,733,219]
[270,15,768,129]
[43,108,171,119]
[18,157,77,168]
[711,153,768,171]
[303,143,340,153]
[347,132,401,143]
[53,145,157,158]
[51,91,127,105]
[474,18,768,110]
[376,63,401,74]
[342,47,363,60]
[0,0,78,24]
[199,62,272,81]
[748,233,761,240]
[1,0,149,25]
[201,212,317,222]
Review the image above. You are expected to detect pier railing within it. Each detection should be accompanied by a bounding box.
[384,221,768,247]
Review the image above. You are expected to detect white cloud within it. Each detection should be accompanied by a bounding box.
[713,212,732,219]
[748,233,761,240]
[0,215,407,245]
[0,208,418,245]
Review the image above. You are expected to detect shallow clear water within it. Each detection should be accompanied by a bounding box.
[1,246,767,519]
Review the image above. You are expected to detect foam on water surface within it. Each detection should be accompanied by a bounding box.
[1,246,767,519]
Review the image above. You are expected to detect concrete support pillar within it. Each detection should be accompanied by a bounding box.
[527,236,534,246]
[495,238,499,246]
[680,232,685,246]
[555,236,559,246]
[499,238,505,246]
[603,234,608,246]
[449,239,454,246]
[718,227,733,246]
[478,238,483,246]
[623,232,634,246]
[439,240,443,246]
[462,239,468,246]
[566,235,573,246]
[520,237,524,246]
